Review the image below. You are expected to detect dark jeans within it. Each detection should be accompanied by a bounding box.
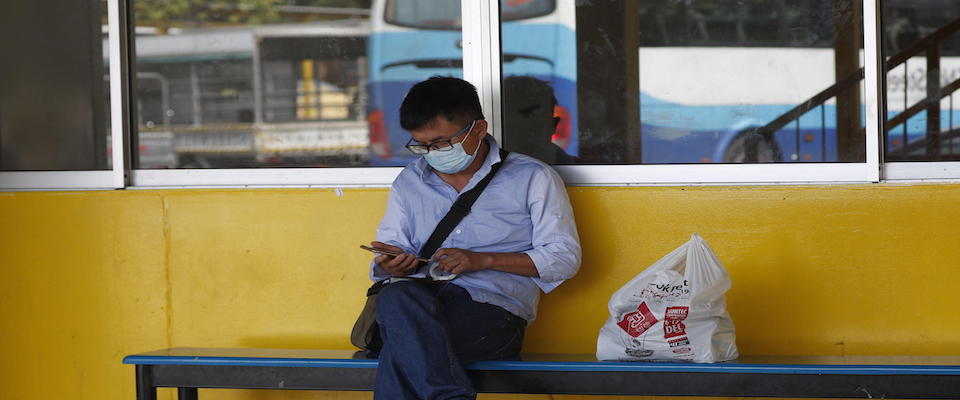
[374,280,526,400]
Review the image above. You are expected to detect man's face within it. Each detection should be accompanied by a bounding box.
[409,117,485,156]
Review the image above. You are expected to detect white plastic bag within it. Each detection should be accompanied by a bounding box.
[596,233,738,363]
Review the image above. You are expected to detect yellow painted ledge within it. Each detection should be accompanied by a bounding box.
[2,184,959,399]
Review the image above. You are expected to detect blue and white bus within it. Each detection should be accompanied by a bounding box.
[634,0,960,163]
[366,0,577,166]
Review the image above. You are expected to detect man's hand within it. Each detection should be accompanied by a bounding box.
[371,241,420,276]
[433,248,491,275]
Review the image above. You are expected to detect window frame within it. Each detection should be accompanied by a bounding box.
[5,0,958,191]
[0,0,126,190]
[884,162,960,181]
[0,171,115,190]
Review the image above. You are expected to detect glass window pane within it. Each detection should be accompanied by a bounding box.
[882,0,960,161]
[134,0,461,169]
[500,0,867,165]
[0,0,110,171]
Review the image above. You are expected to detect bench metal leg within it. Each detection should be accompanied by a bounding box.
[136,365,156,400]
[178,387,198,400]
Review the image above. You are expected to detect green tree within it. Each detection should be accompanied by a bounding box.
[135,0,285,31]
[293,0,371,8]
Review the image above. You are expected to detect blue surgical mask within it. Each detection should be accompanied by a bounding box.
[424,122,481,174]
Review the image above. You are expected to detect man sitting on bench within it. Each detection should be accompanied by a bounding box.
[366,76,582,399]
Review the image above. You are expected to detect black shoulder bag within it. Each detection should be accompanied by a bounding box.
[350,149,509,351]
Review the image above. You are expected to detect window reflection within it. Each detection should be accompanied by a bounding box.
[133,0,460,169]
[500,0,867,165]
[882,0,960,161]
[501,76,579,164]
[0,0,109,171]
[133,1,373,168]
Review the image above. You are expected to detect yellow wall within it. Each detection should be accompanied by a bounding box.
[2,184,960,400]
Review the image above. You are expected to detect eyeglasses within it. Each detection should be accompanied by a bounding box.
[405,121,475,155]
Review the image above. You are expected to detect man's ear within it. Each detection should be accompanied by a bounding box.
[474,119,489,136]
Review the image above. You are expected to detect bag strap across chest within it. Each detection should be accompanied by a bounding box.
[417,148,510,265]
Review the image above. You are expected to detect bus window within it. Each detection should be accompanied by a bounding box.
[385,0,461,29]
[502,0,555,20]
[384,0,553,29]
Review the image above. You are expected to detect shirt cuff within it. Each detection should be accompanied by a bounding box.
[523,249,565,293]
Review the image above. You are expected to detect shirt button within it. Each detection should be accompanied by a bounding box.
[456,229,462,234]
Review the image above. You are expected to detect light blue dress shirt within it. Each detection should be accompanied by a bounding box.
[370,137,581,322]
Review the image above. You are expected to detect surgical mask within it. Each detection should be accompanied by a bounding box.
[424,123,481,174]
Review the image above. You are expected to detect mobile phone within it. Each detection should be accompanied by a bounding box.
[360,244,404,257]
[360,245,431,262]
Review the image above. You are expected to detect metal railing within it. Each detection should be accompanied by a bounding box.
[751,17,960,162]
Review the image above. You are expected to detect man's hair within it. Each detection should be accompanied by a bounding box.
[400,76,484,131]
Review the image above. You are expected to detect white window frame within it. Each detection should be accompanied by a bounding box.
[0,0,128,191]
[6,0,960,190]
[873,0,960,182]
[0,171,115,190]
[884,162,960,181]
[109,0,132,189]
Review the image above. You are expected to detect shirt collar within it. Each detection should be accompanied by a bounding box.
[415,136,503,188]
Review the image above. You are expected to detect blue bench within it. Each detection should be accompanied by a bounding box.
[124,347,960,399]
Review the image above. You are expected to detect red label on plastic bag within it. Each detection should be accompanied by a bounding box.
[617,302,658,337]
[664,306,688,320]
[668,337,692,354]
[663,306,688,339]
[668,336,690,347]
